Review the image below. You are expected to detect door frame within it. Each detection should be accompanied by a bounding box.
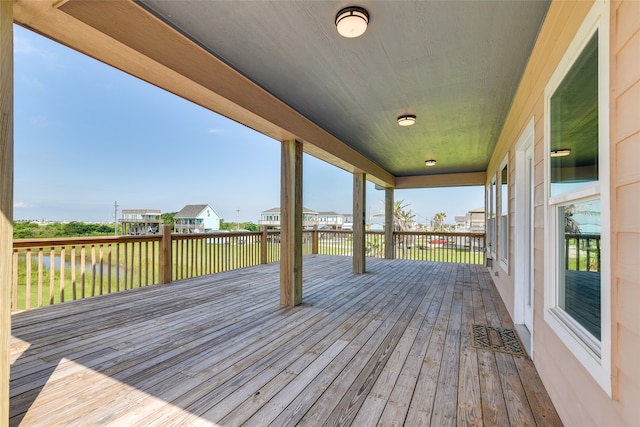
[514,118,535,354]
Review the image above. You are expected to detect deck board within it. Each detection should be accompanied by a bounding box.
[10,256,561,426]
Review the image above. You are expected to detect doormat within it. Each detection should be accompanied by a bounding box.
[471,324,528,358]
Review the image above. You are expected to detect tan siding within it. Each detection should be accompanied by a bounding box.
[618,279,640,337]
[615,27,640,91]
[615,82,640,141]
[616,183,640,232]
[487,0,640,424]
[616,133,640,185]
[618,325,640,376]
[617,233,640,283]
[615,0,640,46]
[537,327,625,427]
[613,0,640,414]
[618,368,640,422]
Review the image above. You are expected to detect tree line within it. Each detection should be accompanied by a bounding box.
[13,221,115,239]
[13,217,261,239]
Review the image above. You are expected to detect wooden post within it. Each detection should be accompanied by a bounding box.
[384,187,395,259]
[260,225,268,264]
[159,225,172,284]
[353,173,366,274]
[280,140,303,306]
[312,225,319,255]
[0,1,12,420]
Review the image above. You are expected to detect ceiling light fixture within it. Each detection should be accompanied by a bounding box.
[335,6,369,38]
[397,115,416,126]
[550,149,571,157]
[425,159,437,167]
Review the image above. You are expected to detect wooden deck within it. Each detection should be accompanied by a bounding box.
[10,256,562,426]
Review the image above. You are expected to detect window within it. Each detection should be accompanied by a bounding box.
[500,161,509,269]
[544,0,610,394]
[486,177,497,258]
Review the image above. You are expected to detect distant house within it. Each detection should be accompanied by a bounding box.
[120,209,162,235]
[258,208,281,228]
[259,207,319,229]
[468,207,485,233]
[341,214,354,230]
[454,207,486,233]
[318,212,344,230]
[174,204,220,233]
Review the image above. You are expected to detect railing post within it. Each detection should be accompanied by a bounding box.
[261,225,268,264]
[159,225,172,284]
[384,187,394,259]
[312,225,319,255]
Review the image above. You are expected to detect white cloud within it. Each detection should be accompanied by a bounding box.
[14,35,36,54]
[14,32,66,71]
[30,115,54,128]
[14,202,31,209]
[207,128,225,135]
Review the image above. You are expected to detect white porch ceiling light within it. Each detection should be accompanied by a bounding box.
[397,115,416,126]
[425,159,437,167]
[550,149,571,157]
[335,6,369,38]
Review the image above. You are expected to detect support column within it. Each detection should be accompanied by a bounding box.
[159,225,172,284]
[0,1,13,420]
[353,173,366,274]
[280,140,303,306]
[385,187,395,259]
[260,225,268,264]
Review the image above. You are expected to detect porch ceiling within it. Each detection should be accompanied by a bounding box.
[13,0,549,187]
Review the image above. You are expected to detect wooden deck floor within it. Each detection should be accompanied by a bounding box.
[10,256,562,426]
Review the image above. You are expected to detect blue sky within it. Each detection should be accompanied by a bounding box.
[13,25,484,225]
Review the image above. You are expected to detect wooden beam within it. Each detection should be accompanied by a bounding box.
[0,0,12,420]
[385,187,394,260]
[395,172,487,189]
[353,173,366,274]
[280,140,303,306]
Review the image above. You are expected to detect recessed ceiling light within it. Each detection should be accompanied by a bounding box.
[397,115,416,126]
[335,6,369,38]
[425,159,437,167]
[550,149,571,157]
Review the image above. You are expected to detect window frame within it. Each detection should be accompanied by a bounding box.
[543,0,611,395]
[488,175,497,259]
[499,156,509,271]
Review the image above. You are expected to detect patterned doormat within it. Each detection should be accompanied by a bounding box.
[471,324,528,358]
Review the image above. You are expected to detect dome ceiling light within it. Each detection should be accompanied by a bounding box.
[425,159,437,167]
[335,6,369,38]
[550,149,571,157]
[397,114,416,126]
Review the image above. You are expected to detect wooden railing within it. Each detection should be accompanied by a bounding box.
[392,232,485,264]
[564,233,600,272]
[12,228,485,312]
[172,232,262,280]
[12,235,161,312]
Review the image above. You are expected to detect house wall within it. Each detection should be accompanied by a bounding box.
[486,0,640,424]
[201,208,220,231]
